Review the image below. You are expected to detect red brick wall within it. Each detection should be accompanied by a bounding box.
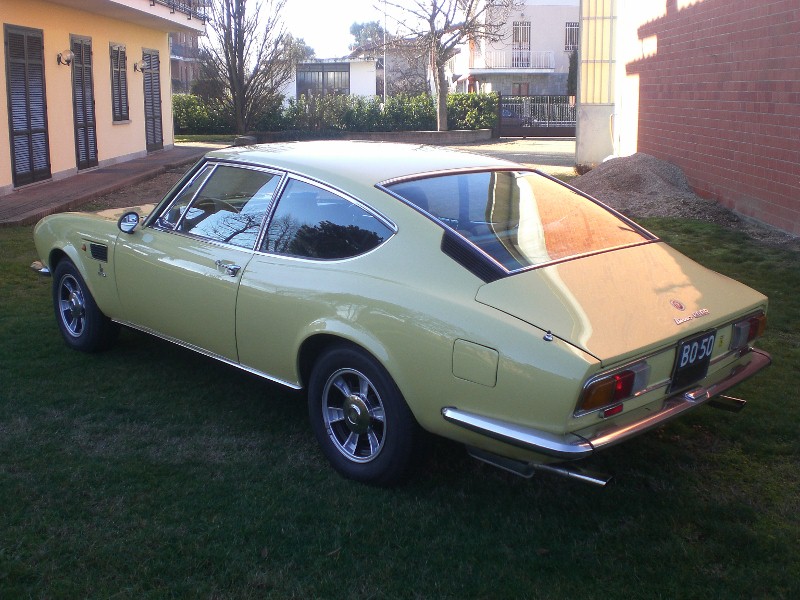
[627,0,800,235]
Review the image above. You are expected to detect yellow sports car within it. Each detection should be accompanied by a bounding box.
[33,141,770,486]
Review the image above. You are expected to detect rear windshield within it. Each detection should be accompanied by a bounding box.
[386,171,652,271]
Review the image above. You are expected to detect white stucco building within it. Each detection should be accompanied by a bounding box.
[280,58,378,100]
[450,0,579,96]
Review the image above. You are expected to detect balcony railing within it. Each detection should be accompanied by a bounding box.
[170,43,200,60]
[150,0,208,22]
[481,50,555,70]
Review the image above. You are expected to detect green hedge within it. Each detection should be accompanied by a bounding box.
[446,92,498,130]
[172,94,233,134]
[174,93,498,135]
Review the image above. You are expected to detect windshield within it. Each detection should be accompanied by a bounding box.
[386,170,652,271]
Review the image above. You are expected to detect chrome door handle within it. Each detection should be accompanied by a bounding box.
[215,260,241,277]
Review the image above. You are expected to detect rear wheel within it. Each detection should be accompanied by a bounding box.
[52,259,118,352]
[308,345,421,486]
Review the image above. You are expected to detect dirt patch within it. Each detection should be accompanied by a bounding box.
[571,153,799,250]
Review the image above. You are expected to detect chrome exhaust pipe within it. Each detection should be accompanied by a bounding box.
[532,463,612,487]
[467,446,611,486]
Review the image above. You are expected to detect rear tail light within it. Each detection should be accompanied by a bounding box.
[577,362,650,416]
[730,312,767,350]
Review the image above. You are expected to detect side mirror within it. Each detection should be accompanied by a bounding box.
[118,211,140,234]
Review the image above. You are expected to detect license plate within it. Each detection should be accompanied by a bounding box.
[670,330,716,392]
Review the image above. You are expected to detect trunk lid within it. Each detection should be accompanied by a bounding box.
[475,242,767,365]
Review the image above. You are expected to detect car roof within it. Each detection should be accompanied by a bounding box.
[204,140,518,190]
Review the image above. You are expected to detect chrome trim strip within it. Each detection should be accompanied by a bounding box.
[443,348,771,460]
[441,408,594,459]
[113,320,302,390]
[377,166,525,188]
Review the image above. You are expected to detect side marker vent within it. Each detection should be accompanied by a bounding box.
[89,243,109,262]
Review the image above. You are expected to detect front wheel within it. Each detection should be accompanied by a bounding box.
[308,345,422,486]
[52,259,118,352]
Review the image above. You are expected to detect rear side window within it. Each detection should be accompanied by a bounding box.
[387,171,651,271]
[261,179,392,260]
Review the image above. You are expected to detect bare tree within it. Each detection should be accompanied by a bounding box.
[385,0,516,130]
[203,0,313,133]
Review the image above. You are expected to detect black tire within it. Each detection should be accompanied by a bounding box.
[52,259,118,352]
[308,345,422,486]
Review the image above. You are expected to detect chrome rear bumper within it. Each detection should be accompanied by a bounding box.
[441,348,772,460]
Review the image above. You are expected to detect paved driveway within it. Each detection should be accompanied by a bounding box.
[449,138,575,176]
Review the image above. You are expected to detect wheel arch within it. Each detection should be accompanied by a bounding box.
[298,333,389,391]
[49,245,86,280]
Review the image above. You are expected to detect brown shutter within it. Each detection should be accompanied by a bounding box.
[72,36,98,170]
[4,25,51,186]
[142,49,163,152]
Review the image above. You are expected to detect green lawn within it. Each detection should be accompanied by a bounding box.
[1,218,798,598]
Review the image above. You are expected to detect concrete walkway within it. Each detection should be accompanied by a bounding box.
[0,143,220,227]
[450,137,576,172]
[0,138,576,227]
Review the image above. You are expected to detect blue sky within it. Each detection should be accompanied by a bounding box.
[281,0,388,58]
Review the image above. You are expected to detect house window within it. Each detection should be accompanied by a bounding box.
[109,44,129,121]
[565,22,579,52]
[296,62,350,97]
[511,83,529,96]
[512,21,531,68]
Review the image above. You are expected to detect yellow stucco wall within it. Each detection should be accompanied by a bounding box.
[1,0,178,191]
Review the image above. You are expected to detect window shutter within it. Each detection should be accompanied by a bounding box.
[110,44,129,121]
[142,49,162,151]
[5,26,51,186]
[71,36,97,169]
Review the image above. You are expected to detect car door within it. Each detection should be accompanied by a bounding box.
[114,163,282,361]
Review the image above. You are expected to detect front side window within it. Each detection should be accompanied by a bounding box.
[155,164,280,249]
[261,179,392,260]
[387,171,652,272]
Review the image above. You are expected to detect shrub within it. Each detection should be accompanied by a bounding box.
[447,93,498,130]
[173,92,497,135]
[172,93,232,134]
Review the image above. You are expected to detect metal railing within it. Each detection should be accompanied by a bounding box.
[170,43,200,60]
[501,95,576,128]
[483,50,555,70]
[150,0,208,22]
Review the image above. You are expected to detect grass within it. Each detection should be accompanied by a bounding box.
[1,218,799,598]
